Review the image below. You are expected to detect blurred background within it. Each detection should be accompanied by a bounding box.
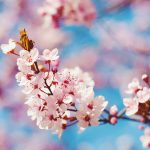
[0,0,150,149]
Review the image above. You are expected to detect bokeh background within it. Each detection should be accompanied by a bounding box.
[0,0,150,149]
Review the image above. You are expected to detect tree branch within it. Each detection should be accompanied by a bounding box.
[44,79,53,95]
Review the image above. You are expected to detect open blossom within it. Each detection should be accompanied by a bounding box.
[0,39,16,54]
[41,48,59,61]
[123,75,150,116]
[19,48,39,66]
[125,78,142,94]
[76,96,108,128]
[17,58,34,74]
[16,72,34,86]
[140,127,150,148]
[123,97,139,116]
[38,0,96,28]
[137,87,150,103]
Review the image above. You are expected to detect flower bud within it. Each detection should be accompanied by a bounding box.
[110,105,118,116]
[110,117,118,125]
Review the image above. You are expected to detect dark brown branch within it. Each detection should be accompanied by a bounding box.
[34,62,40,74]
[44,79,53,95]
[67,109,77,112]
[119,116,142,123]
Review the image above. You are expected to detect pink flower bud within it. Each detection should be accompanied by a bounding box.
[110,117,117,125]
[52,67,58,74]
[110,105,118,116]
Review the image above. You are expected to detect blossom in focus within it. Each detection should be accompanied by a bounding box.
[0,39,16,54]
[19,48,39,66]
[140,127,150,148]
[9,36,107,137]
[41,48,59,61]
[76,96,108,128]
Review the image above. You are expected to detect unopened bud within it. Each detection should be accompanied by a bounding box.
[110,117,118,125]
[52,67,58,74]
[110,105,118,116]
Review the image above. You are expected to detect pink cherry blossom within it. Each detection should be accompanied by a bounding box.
[76,96,108,128]
[38,0,96,28]
[12,42,109,137]
[123,75,150,116]
[17,58,33,74]
[1,28,150,146]
[0,39,16,54]
[140,127,150,148]
[123,97,139,116]
[137,87,150,103]
[38,0,63,28]
[126,78,142,94]
[41,48,59,61]
[19,48,39,66]
[15,72,33,86]
[63,0,96,26]
[25,96,47,121]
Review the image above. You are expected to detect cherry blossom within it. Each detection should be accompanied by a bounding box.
[38,0,63,28]
[19,48,39,66]
[123,97,139,116]
[76,96,108,128]
[41,48,59,61]
[140,127,150,148]
[3,31,107,137]
[123,75,150,117]
[15,72,33,86]
[125,78,142,94]
[0,39,16,54]
[38,0,96,28]
[17,58,34,74]
[137,87,150,103]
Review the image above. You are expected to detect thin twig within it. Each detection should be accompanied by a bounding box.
[67,109,77,112]
[44,79,53,95]
[34,62,40,73]
[117,108,126,117]
[119,116,142,123]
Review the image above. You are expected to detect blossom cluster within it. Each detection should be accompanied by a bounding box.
[0,29,107,137]
[38,0,96,28]
[123,74,150,119]
[1,29,150,148]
